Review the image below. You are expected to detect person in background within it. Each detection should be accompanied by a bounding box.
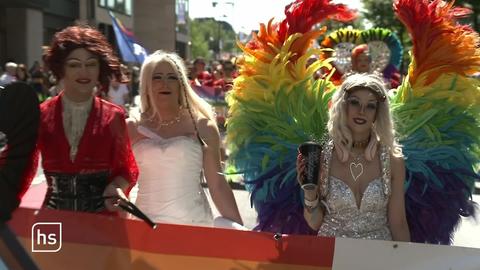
[16,64,30,83]
[107,75,130,111]
[127,50,243,227]
[191,58,212,86]
[27,25,138,213]
[351,44,371,73]
[0,62,17,87]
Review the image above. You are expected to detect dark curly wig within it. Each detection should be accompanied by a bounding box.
[44,25,126,88]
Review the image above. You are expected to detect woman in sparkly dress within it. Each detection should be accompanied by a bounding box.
[298,73,410,241]
[127,51,243,227]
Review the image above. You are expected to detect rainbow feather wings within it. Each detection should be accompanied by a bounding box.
[227,0,355,233]
[392,0,480,244]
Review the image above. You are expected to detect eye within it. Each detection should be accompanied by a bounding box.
[66,62,81,68]
[86,61,99,67]
[347,98,360,107]
[366,102,378,111]
[167,75,178,81]
[152,75,163,80]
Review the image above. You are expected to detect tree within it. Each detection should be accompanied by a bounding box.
[189,18,237,61]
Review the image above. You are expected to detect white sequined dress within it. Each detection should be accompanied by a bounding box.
[317,140,392,240]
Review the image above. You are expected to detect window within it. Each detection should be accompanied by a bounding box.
[99,0,132,16]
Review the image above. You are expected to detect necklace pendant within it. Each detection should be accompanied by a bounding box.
[350,162,363,182]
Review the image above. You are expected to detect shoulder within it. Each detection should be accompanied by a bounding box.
[126,117,139,133]
[197,117,220,145]
[40,95,59,112]
[98,98,125,119]
[390,154,405,168]
[99,97,123,112]
[125,117,140,141]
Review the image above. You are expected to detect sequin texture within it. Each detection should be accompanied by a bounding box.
[317,140,392,240]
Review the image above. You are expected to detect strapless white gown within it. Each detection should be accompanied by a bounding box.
[133,125,213,226]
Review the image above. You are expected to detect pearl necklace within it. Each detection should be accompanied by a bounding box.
[157,115,182,127]
[144,109,183,128]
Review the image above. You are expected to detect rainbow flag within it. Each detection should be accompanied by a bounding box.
[109,12,148,64]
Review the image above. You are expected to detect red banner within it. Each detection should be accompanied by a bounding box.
[8,208,335,270]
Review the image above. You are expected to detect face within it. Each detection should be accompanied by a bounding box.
[17,68,26,80]
[150,61,181,107]
[345,88,379,136]
[62,48,100,99]
[352,53,370,73]
[194,62,205,73]
[213,65,224,80]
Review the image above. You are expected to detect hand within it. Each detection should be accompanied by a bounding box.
[297,153,321,200]
[296,153,306,186]
[103,182,129,212]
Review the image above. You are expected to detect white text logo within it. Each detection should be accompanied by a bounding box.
[31,222,62,252]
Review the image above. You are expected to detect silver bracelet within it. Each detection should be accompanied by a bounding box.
[304,195,319,209]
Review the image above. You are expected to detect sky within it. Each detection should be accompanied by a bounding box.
[188,0,364,33]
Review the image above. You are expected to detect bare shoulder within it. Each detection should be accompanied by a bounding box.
[126,117,138,130]
[197,117,220,146]
[390,154,405,168]
[126,117,140,141]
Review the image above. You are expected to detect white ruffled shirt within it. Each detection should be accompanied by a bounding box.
[61,95,93,161]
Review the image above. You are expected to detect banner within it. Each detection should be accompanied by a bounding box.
[109,12,148,64]
[6,208,480,270]
[8,208,334,270]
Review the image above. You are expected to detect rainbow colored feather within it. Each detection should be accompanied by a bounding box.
[392,0,479,244]
[321,27,403,85]
[227,0,355,234]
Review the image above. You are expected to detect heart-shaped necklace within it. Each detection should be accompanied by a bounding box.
[349,152,364,182]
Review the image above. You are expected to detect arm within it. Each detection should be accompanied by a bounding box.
[104,112,139,211]
[302,194,324,231]
[388,155,411,242]
[200,119,243,225]
[297,153,324,230]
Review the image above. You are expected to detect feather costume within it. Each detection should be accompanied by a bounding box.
[392,0,479,244]
[321,28,403,86]
[227,0,355,234]
[228,0,478,243]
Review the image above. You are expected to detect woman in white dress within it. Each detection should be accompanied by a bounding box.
[127,51,243,227]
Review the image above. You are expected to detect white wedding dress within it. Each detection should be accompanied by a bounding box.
[132,125,213,226]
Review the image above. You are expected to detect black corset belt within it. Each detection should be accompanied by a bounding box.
[43,171,110,212]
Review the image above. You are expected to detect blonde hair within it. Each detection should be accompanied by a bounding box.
[139,50,215,122]
[328,73,402,157]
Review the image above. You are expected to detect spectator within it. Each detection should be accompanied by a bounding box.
[0,62,17,86]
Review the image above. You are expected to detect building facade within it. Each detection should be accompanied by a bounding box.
[0,0,190,69]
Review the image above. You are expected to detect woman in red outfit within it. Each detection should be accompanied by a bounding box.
[36,25,138,213]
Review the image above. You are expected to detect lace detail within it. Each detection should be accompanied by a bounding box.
[318,139,392,240]
[61,95,93,161]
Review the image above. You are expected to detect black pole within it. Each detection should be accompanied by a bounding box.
[0,223,39,270]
